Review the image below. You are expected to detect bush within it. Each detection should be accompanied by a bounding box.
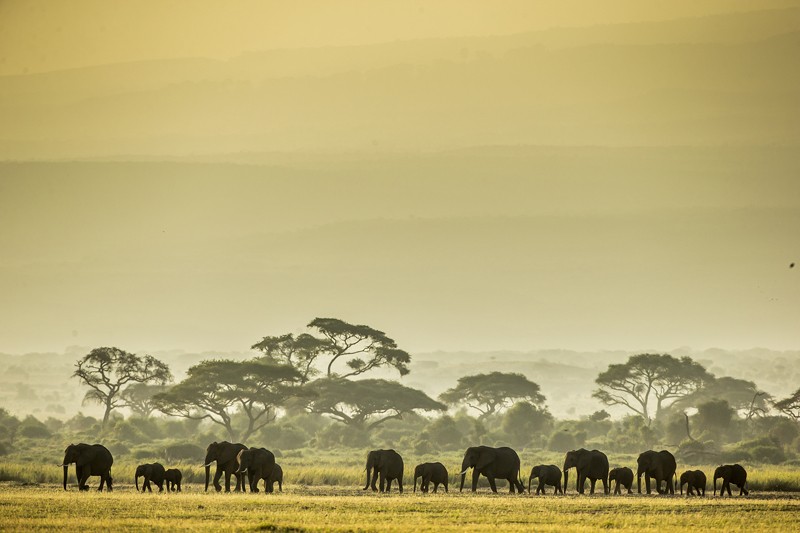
[164,443,204,462]
[17,416,51,439]
[547,431,576,452]
[315,424,371,449]
[272,425,310,450]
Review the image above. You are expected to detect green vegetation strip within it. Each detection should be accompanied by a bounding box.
[1,486,800,532]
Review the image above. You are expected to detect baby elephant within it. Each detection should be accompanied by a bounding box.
[679,470,706,496]
[528,464,563,495]
[609,467,634,495]
[265,463,283,493]
[164,468,182,492]
[413,462,449,493]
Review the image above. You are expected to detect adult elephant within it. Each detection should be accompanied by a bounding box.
[608,467,633,495]
[265,463,283,493]
[528,464,562,495]
[413,462,448,493]
[236,447,276,493]
[714,464,749,497]
[204,441,248,492]
[637,450,677,495]
[60,443,113,491]
[563,448,609,495]
[679,470,706,496]
[164,468,182,492]
[459,446,524,494]
[135,463,166,493]
[364,449,404,493]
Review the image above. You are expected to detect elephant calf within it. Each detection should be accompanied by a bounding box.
[135,463,166,493]
[679,470,706,496]
[528,464,562,495]
[414,462,449,493]
[609,467,633,495]
[714,464,749,497]
[265,464,283,493]
[164,468,182,492]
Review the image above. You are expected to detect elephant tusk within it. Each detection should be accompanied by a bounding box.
[460,469,469,475]
[203,463,213,467]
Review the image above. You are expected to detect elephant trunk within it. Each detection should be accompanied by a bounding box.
[528,476,532,494]
[136,473,140,492]
[363,465,372,491]
[460,472,466,492]
[63,464,69,491]
[413,475,417,493]
[205,465,211,492]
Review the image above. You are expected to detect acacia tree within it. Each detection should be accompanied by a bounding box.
[72,347,172,427]
[774,388,800,421]
[305,378,446,429]
[673,376,771,420]
[153,359,305,441]
[593,353,712,424]
[439,372,546,419]
[252,318,411,379]
[119,383,170,418]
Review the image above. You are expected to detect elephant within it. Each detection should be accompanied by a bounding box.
[528,464,563,495]
[636,450,677,495]
[363,449,404,493]
[164,468,182,492]
[563,448,609,495]
[135,463,166,493]
[714,464,749,497]
[459,446,525,494]
[204,441,248,492]
[679,470,706,496]
[608,467,633,495]
[60,443,113,491]
[236,447,276,493]
[413,462,448,493]
[265,463,283,493]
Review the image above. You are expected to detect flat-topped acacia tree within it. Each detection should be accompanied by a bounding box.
[439,372,547,419]
[72,347,172,428]
[252,317,411,379]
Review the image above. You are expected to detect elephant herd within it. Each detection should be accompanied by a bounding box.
[59,442,750,498]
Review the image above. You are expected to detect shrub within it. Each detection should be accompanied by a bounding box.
[547,431,576,453]
[164,443,204,462]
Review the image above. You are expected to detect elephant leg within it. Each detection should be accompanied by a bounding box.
[379,472,386,493]
[487,476,498,493]
[471,470,480,492]
[78,469,91,491]
[386,477,393,493]
[399,476,404,494]
[212,467,223,492]
[370,468,379,491]
[589,478,597,495]
[645,474,652,494]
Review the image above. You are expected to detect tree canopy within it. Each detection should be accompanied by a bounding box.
[593,353,712,424]
[252,318,411,379]
[72,347,172,427]
[305,378,445,429]
[672,376,771,419]
[119,383,170,418]
[774,387,800,421]
[153,358,305,441]
[439,372,546,418]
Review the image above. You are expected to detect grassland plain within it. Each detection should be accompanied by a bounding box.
[1,484,800,532]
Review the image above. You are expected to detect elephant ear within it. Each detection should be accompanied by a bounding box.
[475,448,497,471]
[76,447,96,467]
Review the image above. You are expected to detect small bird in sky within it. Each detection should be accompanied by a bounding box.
[791,262,796,268]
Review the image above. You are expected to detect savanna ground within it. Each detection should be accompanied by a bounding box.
[3,454,800,532]
[2,484,800,532]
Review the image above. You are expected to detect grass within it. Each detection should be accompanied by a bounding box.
[1,484,799,532]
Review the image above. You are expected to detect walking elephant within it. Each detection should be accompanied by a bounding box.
[265,463,283,493]
[363,449,404,493]
[637,450,677,495]
[204,441,248,492]
[164,468,182,492]
[413,462,448,493]
[609,467,633,495]
[60,443,113,491]
[236,447,276,493]
[135,463,166,492]
[714,464,748,496]
[563,448,609,494]
[459,446,525,494]
[679,470,706,496]
[528,464,562,495]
